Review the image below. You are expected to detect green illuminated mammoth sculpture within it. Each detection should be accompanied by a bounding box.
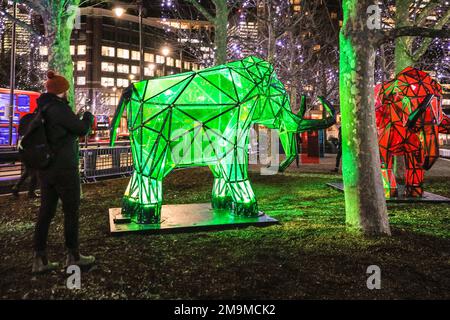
[110,56,335,224]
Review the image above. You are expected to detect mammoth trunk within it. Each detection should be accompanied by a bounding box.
[110,89,130,146]
[340,0,390,236]
[296,96,336,132]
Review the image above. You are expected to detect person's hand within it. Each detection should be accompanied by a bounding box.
[83,111,94,125]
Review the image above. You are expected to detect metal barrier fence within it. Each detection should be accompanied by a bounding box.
[440,148,450,159]
[0,144,134,187]
[80,145,134,182]
[0,149,22,181]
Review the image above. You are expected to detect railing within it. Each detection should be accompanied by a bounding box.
[440,148,450,159]
[0,142,133,187]
[80,145,133,182]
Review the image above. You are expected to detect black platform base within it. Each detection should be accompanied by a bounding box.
[327,182,450,203]
[109,203,278,235]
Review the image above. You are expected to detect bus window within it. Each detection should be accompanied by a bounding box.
[0,126,17,145]
[0,94,8,119]
[17,95,30,113]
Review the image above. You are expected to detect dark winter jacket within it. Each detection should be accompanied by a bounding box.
[37,93,93,170]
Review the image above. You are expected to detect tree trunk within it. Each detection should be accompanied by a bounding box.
[266,3,276,63]
[395,38,414,73]
[394,0,414,73]
[214,0,228,65]
[43,4,78,110]
[393,0,413,178]
[340,0,391,235]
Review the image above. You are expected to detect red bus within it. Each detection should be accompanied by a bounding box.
[0,88,40,145]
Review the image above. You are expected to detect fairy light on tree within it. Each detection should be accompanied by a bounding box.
[228,0,340,110]
[161,0,241,66]
[0,2,45,91]
[1,0,81,109]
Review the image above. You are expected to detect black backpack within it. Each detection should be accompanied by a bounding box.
[18,104,54,169]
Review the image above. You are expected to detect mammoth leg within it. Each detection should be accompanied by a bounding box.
[210,165,233,210]
[210,152,258,216]
[122,125,168,224]
[380,148,397,198]
[404,151,424,198]
[227,169,258,217]
[122,172,164,224]
[228,148,258,217]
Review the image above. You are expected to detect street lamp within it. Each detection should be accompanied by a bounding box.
[161,46,170,76]
[114,1,144,81]
[8,0,17,146]
[113,7,125,17]
[161,46,170,57]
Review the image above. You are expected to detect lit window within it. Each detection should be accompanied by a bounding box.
[101,46,115,57]
[131,65,139,75]
[101,62,115,72]
[156,55,165,64]
[184,61,190,70]
[40,62,48,70]
[144,67,155,77]
[166,57,174,67]
[101,77,115,87]
[117,48,130,59]
[117,64,130,73]
[39,46,48,56]
[175,59,181,68]
[78,45,87,55]
[70,45,75,55]
[77,61,86,71]
[144,53,154,62]
[131,50,140,60]
[77,77,86,86]
[117,78,129,88]
[191,63,198,71]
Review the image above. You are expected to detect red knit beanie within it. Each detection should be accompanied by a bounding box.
[45,70,70,95]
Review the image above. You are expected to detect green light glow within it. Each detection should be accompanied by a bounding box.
[111,56,335,224]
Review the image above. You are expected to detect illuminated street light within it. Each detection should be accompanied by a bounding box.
[161,46,170,57]
[161,46,170,76]
[113,6,125,17]
[114,1,144,80]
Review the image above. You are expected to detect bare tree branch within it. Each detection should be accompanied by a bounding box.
[377,26,450,45]
[18,0,46,14]
[415,0,440,26]
[185,0,215,23]
[412,8,450,61]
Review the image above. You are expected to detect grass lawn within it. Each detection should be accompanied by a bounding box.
[0,168,449,299]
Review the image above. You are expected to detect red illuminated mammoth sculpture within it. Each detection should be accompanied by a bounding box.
[375,67,450,198]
